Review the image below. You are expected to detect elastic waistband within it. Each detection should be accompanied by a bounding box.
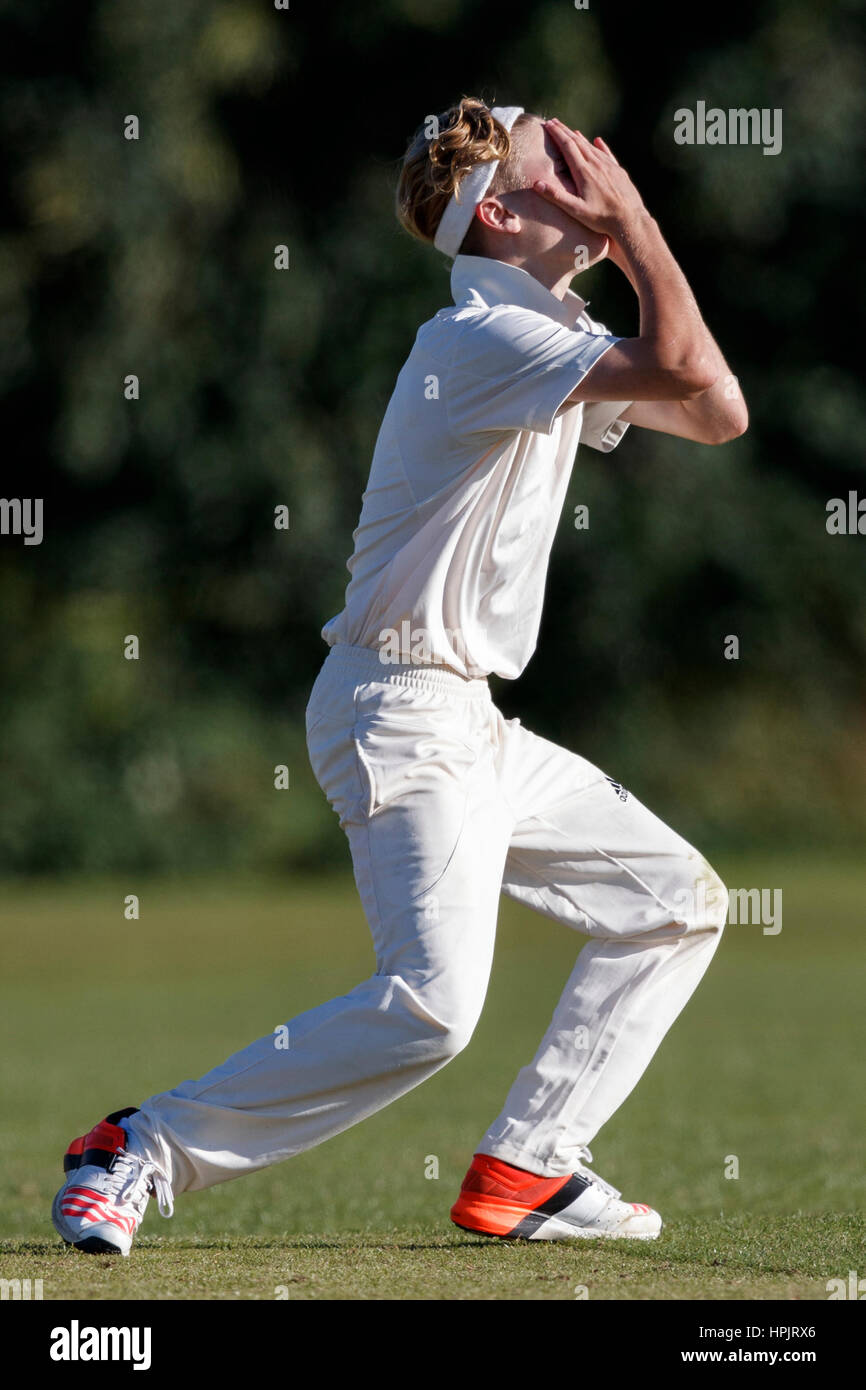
[323,642,491,699]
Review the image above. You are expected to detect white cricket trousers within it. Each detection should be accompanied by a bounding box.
[126,643,727,1194]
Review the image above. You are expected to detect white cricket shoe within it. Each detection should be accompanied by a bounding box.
[51,1109,173,1256]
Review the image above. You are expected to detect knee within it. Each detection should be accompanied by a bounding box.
[417,993,482,1063]
[388,972,483,1062]
[672,860,728,934]
[702,865,729,933]
[429,1009,479,1062]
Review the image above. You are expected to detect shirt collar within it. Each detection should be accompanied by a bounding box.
[450,254,587,329]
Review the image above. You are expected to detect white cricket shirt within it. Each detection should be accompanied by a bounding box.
[321,254,632,680]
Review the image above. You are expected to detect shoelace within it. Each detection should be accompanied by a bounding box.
[106,1151,175,1220]
[573,1145,622,1200]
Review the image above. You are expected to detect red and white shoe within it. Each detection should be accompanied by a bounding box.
[451,1149,662,1241]
[51,1108,173,1256]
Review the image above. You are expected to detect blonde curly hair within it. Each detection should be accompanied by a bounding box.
[396,96,532,251]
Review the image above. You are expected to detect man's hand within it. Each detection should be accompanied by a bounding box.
[537,119,744,424]
[555,129,639,285]
[558,130,747,443]
[536,120,648,239]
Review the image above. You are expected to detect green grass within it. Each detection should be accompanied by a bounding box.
[0,854,863,1300]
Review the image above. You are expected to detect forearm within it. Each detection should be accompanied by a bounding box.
[615,211,717,389]
[540,122,739,415]
[678,328,747,441]
[612,243,747,441]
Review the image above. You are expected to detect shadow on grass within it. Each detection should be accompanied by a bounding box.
[0,1235,494,1256]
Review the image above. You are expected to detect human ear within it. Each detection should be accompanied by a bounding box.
[475,195,521,237]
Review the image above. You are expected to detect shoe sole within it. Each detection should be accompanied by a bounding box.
[452,1213,662,1241]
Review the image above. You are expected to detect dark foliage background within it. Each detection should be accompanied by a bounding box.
[1,0,864,874]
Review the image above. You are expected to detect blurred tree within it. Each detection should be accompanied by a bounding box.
[0,0,863,873]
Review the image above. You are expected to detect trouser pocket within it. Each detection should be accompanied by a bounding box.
[349,684,483,900]
[352,703,479,820]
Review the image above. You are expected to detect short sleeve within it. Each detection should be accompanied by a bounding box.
[446,305,620,438]
[580,400,633,452]
[573,307,631,452]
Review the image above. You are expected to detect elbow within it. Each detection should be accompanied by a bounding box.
[655,349,718,399]
[676,356,719,399]
[710,404,750,444]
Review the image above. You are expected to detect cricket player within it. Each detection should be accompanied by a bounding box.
[52,98,746,1254]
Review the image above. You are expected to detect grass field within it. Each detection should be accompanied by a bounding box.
[1,853,863,1301]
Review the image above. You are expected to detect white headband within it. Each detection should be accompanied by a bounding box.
[433,105,524,258]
